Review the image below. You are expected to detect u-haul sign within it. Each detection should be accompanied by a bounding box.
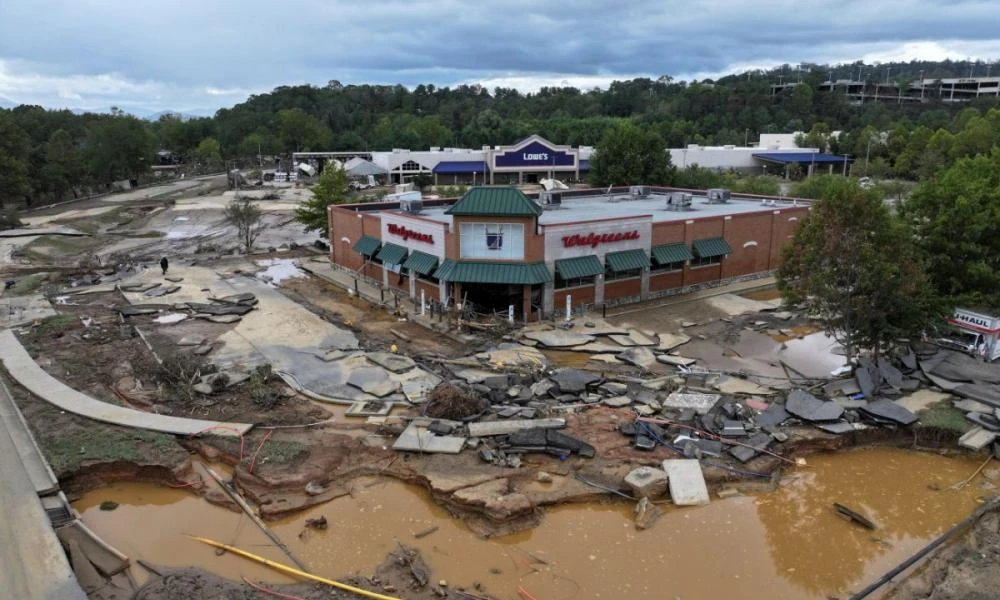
[951,309,1000,332]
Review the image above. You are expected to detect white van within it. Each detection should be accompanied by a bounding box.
[938,309,1000,361]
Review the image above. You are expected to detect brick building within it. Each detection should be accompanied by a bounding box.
[328,186,809,320]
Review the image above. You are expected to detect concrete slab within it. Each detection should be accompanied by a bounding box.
[859,399,918,425]
[959,426,997,451]
[625,466,668,499]
[785,389,844,422]
[657,354,697,367]
[657,333,692,351]
[521,330,595,347]
[619,346,658,369]
[0,330,251,437]
[467,418,565,437]
[366,352,417,373]
[896,389,950,414]
[483,344,548,370]
[0,294,56,327]
[662,392,720,415]
[345,400,393,417]
[566,342,628,354]
[0,417,87,599]
[954,399,994,414]
[604,396,632,407]
[706,293,781,316]
[710,375,775,396]
[392,422,467,454]
[0,379,58,495]
[662,459,710,506]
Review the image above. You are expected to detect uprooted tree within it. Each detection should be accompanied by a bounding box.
[224,197,266,252]
[777,178,943,360]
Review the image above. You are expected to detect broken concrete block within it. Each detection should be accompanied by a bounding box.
[467,418,565,437]
[634,497,662,530]
[392,422,467,454]
[366,352,416,373]
[786,389,844,422]
[662,392,720,416]
[656,354,697,367]
[662,459,710,506]
[600,382,629,396]
[619,347,658,369]
[959,426,997,451]
[625,466,668,499]
[859,399,918,426]
[603,396,632,408]
[521,330,594,347]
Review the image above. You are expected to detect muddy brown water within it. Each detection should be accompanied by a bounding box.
[740,288,783,302]
[76,448,988,600]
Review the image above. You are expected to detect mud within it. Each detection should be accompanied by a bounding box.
[76,448,989,600]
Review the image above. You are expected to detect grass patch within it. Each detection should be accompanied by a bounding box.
[7,272,49,296]
[40,425,178,474]
[919,401,970,433]
[34,313,79,334]
[257,439,308,465]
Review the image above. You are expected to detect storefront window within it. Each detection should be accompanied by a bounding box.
[691,255,723,267]
[555,274,596,289]
[651,260,685,272]
[605,267,641,281]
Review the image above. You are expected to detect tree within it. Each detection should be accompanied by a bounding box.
[778,179,941,359]
[588,121,674,186]
[42,129,83,199]
[277,108,327,152]
[85,114,154,183]
[903,149,1000,310]
[295,162,349,237]
[193,137,223,169]
[224,197,266,252]
[0,115,32,206]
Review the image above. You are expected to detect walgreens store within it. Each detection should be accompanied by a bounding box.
[329,186,809,320]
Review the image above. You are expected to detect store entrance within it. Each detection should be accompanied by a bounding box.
[460,283,524,319]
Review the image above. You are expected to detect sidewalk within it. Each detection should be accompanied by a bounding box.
[603,275,777,318]
[299,258,467,338]
[0,329,252,437]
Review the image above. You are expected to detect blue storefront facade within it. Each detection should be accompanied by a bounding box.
[489,135,586,184]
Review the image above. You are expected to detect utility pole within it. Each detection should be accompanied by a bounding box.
[919,69,925,100]
[864,137,872,177]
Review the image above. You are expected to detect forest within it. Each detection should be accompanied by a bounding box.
[2,58,1000,208]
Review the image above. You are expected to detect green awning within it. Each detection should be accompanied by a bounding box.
[375,243,408,265]
[401,250,439,276]
[433,260,552,284]
[555,255,603,279]
[651,243,694,265]
[605,249,650,272]
[692,237,732,258]
[352,235,381,256]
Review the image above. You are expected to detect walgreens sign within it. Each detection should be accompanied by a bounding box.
[387,224,433,244]
[562,230,640,248]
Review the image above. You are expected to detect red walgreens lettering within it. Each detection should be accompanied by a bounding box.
[387,224,433,244]
[561,230,640,248]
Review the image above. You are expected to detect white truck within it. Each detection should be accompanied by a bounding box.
[939,309,1000,361]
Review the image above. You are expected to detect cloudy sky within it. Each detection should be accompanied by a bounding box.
[1,0,999,115]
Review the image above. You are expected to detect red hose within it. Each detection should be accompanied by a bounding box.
[248,430,273,474]
[241,576,305,600]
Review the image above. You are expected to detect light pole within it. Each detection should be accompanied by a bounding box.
[864,137,872,177]
[843,154,850,176]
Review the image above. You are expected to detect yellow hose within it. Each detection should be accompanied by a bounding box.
[188,535,402,600]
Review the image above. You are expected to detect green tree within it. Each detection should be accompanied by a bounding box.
[194,137,223,169]
[295,162,349,237]
[903,149,1000,310]
[0,115,33,206]
[40,129,83,200]
[790,174,853,199]
[778,179,941,359]
[85,114,154,183]
[588,121,674,186]
[277,108,328,152]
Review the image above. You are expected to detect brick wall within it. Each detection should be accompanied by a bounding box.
[604,277,641,299]
[650,270,683,292]
[554,284,596,309]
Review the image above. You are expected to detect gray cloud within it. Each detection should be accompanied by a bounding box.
[1,0,999,112]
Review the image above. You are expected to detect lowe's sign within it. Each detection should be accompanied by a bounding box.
[495,141,576,169]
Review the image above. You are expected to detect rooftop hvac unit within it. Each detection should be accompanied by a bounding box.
[706,188,731,204]
[629,185,651,198]
[665,192,692,211]
[539,190,563,206]
[400,197,424,214]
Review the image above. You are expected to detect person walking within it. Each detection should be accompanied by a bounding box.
[160,257,169,276]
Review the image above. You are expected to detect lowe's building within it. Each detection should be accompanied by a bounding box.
[295,134,848,185]
[329,186,810,320]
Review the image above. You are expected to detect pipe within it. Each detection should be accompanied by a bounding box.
[849,497,1000,599]
[202,467,309,572]
[188,536,401,600]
